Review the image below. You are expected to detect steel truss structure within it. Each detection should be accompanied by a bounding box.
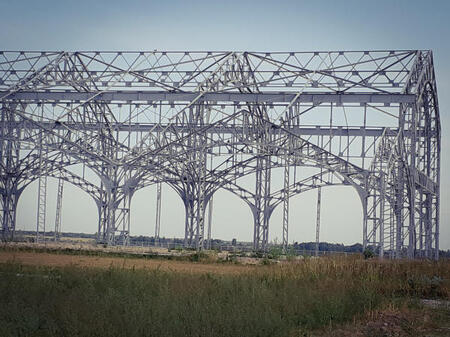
[0,50,441,258]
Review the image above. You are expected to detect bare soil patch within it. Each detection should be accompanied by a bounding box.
[315,307,450,337]
[0,250,256,275]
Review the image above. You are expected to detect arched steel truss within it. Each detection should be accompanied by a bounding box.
[0,50,440,258]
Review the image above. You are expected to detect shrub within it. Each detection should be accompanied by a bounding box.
[363,248,375,259]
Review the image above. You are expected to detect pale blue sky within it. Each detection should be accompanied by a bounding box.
[2,0,449,249]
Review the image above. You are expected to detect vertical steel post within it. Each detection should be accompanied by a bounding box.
[54,178,64,241]
[207,195,213,250]
[36,105,47,243]
[282,159,289,252]
[154,181,162,245]
[315,187,322,257]
[407,104,418,259]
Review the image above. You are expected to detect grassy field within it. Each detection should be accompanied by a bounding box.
[0,248,449,337]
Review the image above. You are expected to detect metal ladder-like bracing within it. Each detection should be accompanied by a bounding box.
[315,187,322,257]
[54,178,64,241]
[154,181,162,245]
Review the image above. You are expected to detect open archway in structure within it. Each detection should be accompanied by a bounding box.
[16,176,98,237]
[270,185,363,249]
[130,182,185,243]
[207,188,253,245]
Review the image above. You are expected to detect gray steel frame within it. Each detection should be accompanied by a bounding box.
[0,50,441,258]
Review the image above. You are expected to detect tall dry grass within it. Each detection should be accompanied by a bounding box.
[0,256,448,337]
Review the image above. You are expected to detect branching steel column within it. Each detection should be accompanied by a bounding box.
[183,104,208,250]
[253,155,271,251]
[252,101,273,252]
[195,149,207,250]
[0,104,21,239]
[116,169,133,246]
[117,194,131,246]
[97,166,121,245]
[1,190,19,239]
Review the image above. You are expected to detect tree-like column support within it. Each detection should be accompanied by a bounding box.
[0,105,21,239]
[96,166,132,246]
[182,186,207,250]
[116,193,131,246]
[96,180,118,245]
[195,155,206,250]
[0,103,24,240]
[96,190,130,246]
[0,186,21,240]
[253,155,272,252]
[182,104,208,250]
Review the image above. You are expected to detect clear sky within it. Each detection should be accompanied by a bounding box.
[2,0,449,249]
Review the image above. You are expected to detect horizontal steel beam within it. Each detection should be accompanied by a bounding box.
[3,121,397,137]
[411,167,438,194]
[1,91,416,104]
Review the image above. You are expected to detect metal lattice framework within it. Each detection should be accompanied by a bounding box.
[0,50,441,258]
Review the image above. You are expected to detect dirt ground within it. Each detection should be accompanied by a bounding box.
[321,307,450,337]
[0,250,258,275]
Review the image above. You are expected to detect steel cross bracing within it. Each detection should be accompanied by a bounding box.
[0,50,441,259]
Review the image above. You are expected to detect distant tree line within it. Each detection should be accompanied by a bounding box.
[12,230,450,257]
[291,242,363,253]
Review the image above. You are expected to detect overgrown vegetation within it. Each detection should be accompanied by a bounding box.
[0,256,449,337]
[0,244,206,262]
[363,248,375,259]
